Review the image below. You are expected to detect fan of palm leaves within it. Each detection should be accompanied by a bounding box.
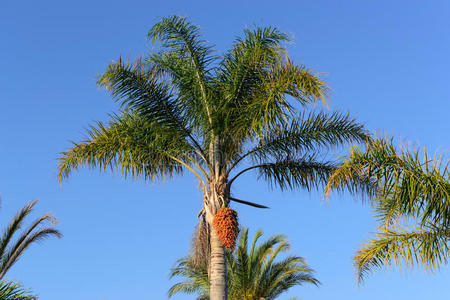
[169,228,319,300]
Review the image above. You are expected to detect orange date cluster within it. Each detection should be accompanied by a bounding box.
[213,207,239,249]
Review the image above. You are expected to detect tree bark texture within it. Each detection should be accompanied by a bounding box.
[205,177,228,300]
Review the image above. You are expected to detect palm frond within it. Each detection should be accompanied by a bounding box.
[98,58,189,130]
[242,111,369,166]
[57,112,204,182]
[168,257,210,299]
[148,15,214,72]
[0,207,60,280]
[170,228,318,300]
[148,50,212,132]
[0,281,37,300]
[0,201,61,280]
[241,59,328,135]
[0,201,37,261]
[326,138,450,225]
[355,224,450,283]
[218,26,289,102]
[275,58,328,105]
[264,256,319,299]
[233,158,336,191]
[190,217,210,270]
[217,28,330,139]
[0,228,61,280]
[148,15,214,126]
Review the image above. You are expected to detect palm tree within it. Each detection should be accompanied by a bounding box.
[326,138,450,282]
[169,228,319,300]
[57,16,368,299]
[0,281,37,300]
[0,200,62,280]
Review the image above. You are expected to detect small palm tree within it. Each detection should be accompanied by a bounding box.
[0,281,37,300]
[169,228,319,300]
[326,138,450,282]
[58,15,368,299]
[0,200,62,280]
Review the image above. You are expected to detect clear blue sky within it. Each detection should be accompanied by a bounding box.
[1,0,450,299]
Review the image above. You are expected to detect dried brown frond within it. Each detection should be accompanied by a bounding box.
[190,215,210,269]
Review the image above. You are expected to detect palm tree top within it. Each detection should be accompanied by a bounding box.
[57,16,369,299]
[169,228,319,300]
[58,15,369,197]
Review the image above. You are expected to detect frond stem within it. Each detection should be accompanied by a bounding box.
[226,149,257,177]
[228,164,265,188]
[182,153,209,181]
[178,35,212,126]
[186,133,208,163]
[167,154,206,187]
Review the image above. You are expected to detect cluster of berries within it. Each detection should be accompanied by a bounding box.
[213,207,239,249]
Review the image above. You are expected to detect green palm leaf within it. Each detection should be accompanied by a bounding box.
[0,281,37,300]
[327,138,450,226]
[58,112,196,181]
[355,224,450,283]
[0,200,61,280]
[169,228,319,300]
[327,138,450,281]
[148,15,214,127]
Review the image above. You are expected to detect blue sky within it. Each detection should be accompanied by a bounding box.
[1,0,450,299]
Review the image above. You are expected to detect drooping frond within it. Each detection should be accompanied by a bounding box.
[276,58,328,105]
[240,59,328,135]
[190,216,210,270]
[325,138,450,280]
[58,112,205,183]
[355,224,450,283]
[326,138,450,226]
[238,111,369,168]
[0,281,37,300]
[230,157,336,192]
[225,112,369,194]
[98,58,189,131]
[258,158,336,191]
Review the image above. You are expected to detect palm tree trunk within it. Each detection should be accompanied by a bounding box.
[209,224,227,300]
[207,137,228,300]
[205,188,228,300]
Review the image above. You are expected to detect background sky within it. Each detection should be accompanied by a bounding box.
[1,0,450,299]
